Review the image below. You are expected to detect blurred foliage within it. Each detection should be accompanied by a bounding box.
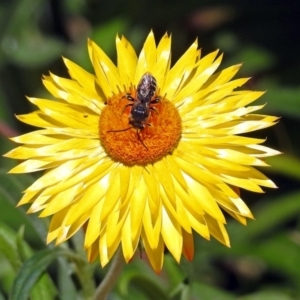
[0,0,299,299]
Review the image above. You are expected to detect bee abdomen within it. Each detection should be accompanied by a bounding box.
[136,72,157,103]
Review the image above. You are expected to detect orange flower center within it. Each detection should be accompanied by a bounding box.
[99,91,181,165]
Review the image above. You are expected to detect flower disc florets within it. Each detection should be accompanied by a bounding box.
[100,90,182,165]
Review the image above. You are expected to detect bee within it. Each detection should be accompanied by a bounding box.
[107,72,161,148]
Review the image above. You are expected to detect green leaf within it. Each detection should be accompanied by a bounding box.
[258,87,300,118]
[15,227,58,300]
[92,18,128,55]
[0,0,66,67]
[57,258,78,300]
[168,280,191,300]
[0,222,22,271]
[1,0,42,35]
[0,170,34,204]
[119,271,169,300]
[233,46,276,74]
[10,248,67,300]
[0,252,16,295]
[2,32,66,67]
[253,233,300,288]
[266,155,300,180]
[0,170,48,243]
[0,89,12,123]
[0,290,6,300]
[191,282,235,300]
[164,255,186,287]
[224,191,300,245]
[243,191,300,240]
[30,274,57,300]
[239,290,293,300]
[16,226,32,262]
[180,285,191,300]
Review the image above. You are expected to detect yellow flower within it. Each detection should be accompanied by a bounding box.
[5,31,280,272]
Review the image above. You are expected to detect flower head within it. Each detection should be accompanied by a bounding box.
[5,31,280,272]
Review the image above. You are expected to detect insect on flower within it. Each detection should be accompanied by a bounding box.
[107,72,161,148]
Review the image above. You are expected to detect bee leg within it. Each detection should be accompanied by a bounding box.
[136,129,148,150]
[123,93,136,102]
[150,107,159,115]
[122,103,133,114]
[150,96,161,104]
[107,127,132,133]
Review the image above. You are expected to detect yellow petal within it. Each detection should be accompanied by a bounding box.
[134,31,157,84]
[142,232,164,273]
[205,214,230,247]
[116,35,137,88]
[161,206,182,262]
[182,229,194,261]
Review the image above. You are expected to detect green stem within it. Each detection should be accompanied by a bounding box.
[93,248,125,300]
[72,230,96,299]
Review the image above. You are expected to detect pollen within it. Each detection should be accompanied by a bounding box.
[99,93,182,165]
